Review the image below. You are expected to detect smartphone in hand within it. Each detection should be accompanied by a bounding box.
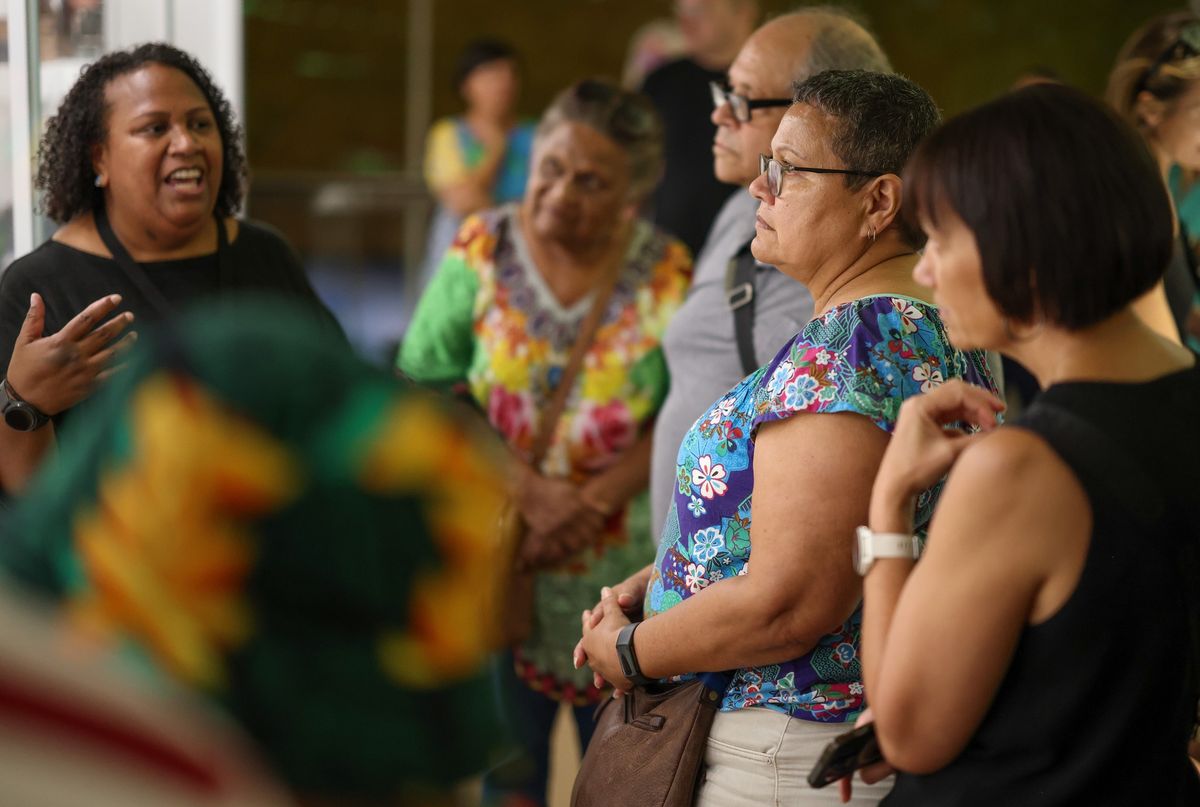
[807,723,884,789]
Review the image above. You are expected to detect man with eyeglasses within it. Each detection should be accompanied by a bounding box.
[641,0,759,257]
[648,8,892,542]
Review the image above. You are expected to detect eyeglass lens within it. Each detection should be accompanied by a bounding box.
[710,82,749,122]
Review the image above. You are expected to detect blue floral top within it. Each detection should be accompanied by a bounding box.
[643,295,998,722]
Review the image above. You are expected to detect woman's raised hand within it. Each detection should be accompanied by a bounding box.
[871,379,1004,528]
[5,293,136,415]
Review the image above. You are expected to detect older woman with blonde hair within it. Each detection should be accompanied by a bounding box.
[1106,9,1200,344]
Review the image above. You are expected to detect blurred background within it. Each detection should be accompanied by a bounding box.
[0,0,1183,365]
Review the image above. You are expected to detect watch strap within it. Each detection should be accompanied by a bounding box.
[1,378,50,431]
[616,622,652,687]
[869,531,918,559]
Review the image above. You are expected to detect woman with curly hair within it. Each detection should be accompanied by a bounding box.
[0,43,336,494]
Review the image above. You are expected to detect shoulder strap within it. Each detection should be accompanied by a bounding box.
[94,204,229,320]
[526,251,624,467]
[725,239,758,376]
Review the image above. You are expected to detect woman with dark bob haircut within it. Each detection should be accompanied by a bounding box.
[0,43,336,494]
[845,83,1200,805]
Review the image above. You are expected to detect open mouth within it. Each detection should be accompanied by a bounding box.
[165,167,205,189]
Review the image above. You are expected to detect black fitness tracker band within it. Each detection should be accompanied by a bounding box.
[615,622,653,687]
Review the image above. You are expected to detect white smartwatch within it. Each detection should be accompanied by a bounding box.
[854,526,920,576]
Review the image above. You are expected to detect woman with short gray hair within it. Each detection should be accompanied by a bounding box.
[578,70,997,806]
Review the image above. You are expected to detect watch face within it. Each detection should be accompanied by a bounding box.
[3,405,36,432]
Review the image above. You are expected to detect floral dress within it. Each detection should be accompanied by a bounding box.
[644,295,998,722]
[400,204,692,703]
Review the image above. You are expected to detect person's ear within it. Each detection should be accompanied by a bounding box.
[1135,90,1167,131]
[861,174,903,240]
[91,142,109,189]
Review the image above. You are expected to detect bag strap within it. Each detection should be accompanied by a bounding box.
[526,245,625,467]
[94,203,230,320]
[725,239,758,376]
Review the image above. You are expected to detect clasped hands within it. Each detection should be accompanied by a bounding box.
[513,468,611,569]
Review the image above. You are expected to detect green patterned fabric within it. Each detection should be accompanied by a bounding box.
[1,297,509,800]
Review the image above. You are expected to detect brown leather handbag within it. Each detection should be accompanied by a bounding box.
[571,671,734,807]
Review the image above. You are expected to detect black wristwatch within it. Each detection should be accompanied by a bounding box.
[615,622,653,687]
[1,378,50,432]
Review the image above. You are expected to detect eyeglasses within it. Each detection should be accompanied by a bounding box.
[758,154,883,197]
[709,81,791,123]
[1138,21,1200,94]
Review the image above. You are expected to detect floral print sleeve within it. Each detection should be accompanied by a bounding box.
[644,294,998,723]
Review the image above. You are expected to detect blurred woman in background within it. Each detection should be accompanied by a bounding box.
[400,79,690,806]
[416,40,536,306]
[1107,9,1200,347]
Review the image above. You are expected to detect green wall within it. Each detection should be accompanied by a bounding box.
[245,0,1179,173]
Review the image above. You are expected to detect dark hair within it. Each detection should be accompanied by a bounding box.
[536,78,663,199]
[36,42,246,224]
[1106,11,1200,130]
[791,69,940,246]
[453,39,519,92]
[903,83,1173,331]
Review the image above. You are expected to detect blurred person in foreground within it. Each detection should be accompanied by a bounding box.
[0,299,508,806]
[1108,9,1200,349]
[0,43,336,496]
[641,0,759,256]
[851,83,1199,807]
[579,71,997,807]
[399,79,691,806]
[649,6,892,544]
[417,40,536,304]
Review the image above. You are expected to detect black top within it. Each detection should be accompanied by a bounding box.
[0,219,340,429]
[885,363,1200,807]
[640,58,736,258]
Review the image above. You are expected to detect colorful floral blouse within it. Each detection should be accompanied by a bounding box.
[400,204,692,702]
[643,295,998,722]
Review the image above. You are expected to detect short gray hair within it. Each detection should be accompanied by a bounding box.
[792,6,892,78]
[792,69,940,244]
[536,78,664,199]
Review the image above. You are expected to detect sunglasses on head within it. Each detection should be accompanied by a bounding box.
[1137,20,1200,94]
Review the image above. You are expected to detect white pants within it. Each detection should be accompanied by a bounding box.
[695,707,893,807]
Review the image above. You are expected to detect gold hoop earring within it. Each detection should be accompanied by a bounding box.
[867,225,876,243]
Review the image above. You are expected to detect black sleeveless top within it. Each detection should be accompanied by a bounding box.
[884,363,1200,807]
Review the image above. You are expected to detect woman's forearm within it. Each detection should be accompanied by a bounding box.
[436,148,506,217]
[861,482,918,747]
[0,424,55,493]
[631,572,838,679]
